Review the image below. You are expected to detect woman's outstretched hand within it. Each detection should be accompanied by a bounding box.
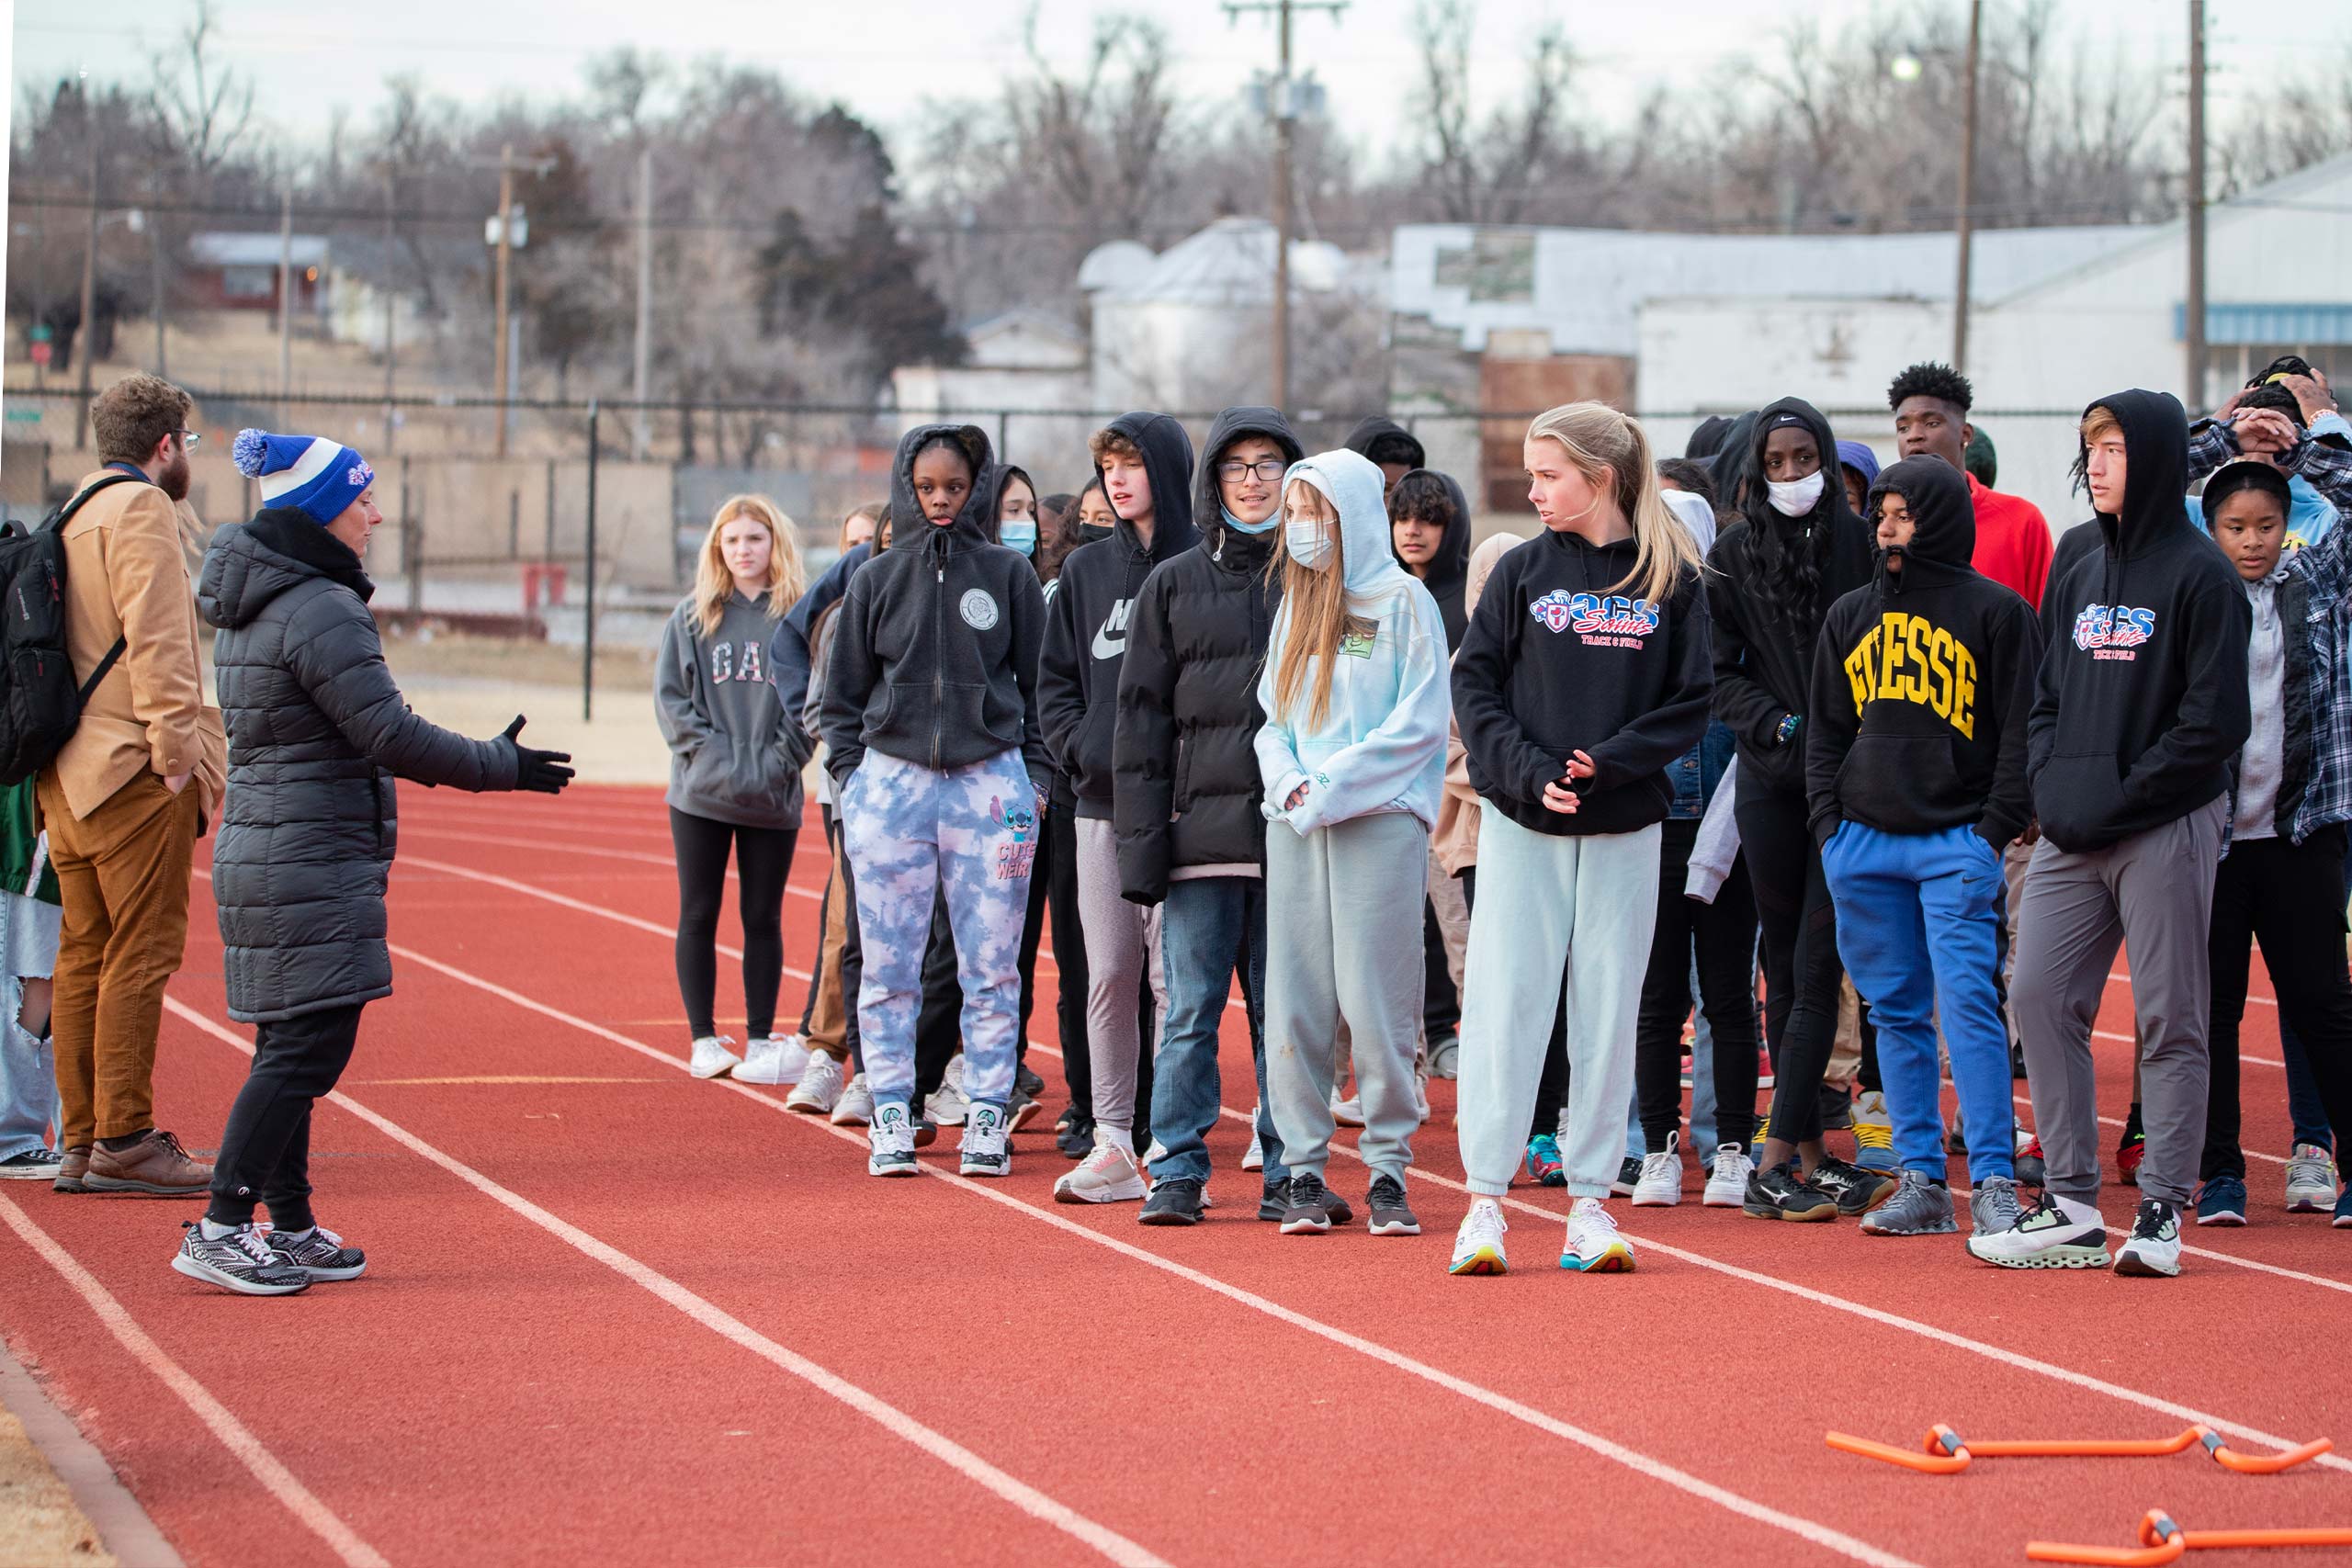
[503,716,577,795]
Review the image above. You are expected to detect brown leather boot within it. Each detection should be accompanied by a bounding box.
[85,1131,211,1197]
[52,1146,91,1194]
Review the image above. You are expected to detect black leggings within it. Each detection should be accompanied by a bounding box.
[208,1002,367,1232]
[671,807,797,1041]
[1736,781,1845,1148]
[1636,819,1761,1151]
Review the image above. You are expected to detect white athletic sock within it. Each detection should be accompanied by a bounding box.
[1097,1123,1134,1156]
[198,1218,241,1241]
[2052,1195,2105,1227]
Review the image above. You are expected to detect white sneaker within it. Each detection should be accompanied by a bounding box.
[689,1035,741,1079]
[867,1101,919,1177]
[735,1033,810,1086]
[1448,1197,1509,1275]
[786,1051,846,1114]
[1331,1089,1365,1127]
[1966,1191,2111,1269]
[1631,1130,1684,1206]
[958,1102,1010,1178]
[1702,1143,1753,1207]
[925,1054,971,1127]
[2113,1197,2184,1278]
[1241,1106,1264,1171]
[1560,1195,1635,1272]
[2285,1143,2340,1213]
[1052,1134,1147,1204]
[830,1073,876,1126]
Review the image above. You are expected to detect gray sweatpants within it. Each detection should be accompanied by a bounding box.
[2012,797,2225,1210]
[1073,817,1165,1139]
[1265,811,1427,1184]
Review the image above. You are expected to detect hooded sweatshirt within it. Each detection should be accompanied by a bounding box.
[2028,389,2251,853]
[1038,412,1199,818]
[657,589,803,830]
[820,423,1050,792]
[1453,510,1713,838]
[1254,449,1451,837]
[1390,468,1474,649]
[1706,397,1877,796]
[1344,415,1427,475]
[769,540,871,753]
[1110,407,1303,901]
[1805,457,2041,850]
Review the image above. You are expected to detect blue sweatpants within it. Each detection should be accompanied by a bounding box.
[841,748,1037,1113]
[1822,820,2014,1184]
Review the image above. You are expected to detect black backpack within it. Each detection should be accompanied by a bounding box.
[0,473,140,785]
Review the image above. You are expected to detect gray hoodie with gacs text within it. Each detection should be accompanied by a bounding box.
[658,589,806,830]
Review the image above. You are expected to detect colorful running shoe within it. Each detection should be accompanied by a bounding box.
[1560,1197,1634,1272]
[1849,1089,1897,1173]
[1522,1133,1566,1188]
[1449,1197,1509,1275]
[2117,1127,2146,1187]
[2284,1143,2338,1213]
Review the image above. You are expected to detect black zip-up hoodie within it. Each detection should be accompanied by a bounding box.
[2029,389,2251,852]
[1707,397,1876,797]
[1452,525,1713,837]
[1111,407,1300,901]
[1038,412,1198,818]
[1391,467,1474,649]
[1806,457,2041,850]
[820,423,1050,792]
[1344,415,1426,473]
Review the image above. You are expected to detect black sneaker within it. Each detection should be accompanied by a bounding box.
[1015,1063,1046,1099]
[1138,1178,1204,1226]
[1055,1104,1078,1134]
[1610,1156,1644,1197]
[0,1147,62,1180]
[2010,1040,2029,1079]
[172,1221,311,1296]
[1743,1162,1838,1222]
[1810,1155,1897,1217]
[265,1224,368,1281]
[1258,1179,1289,1222]
[1367,1174,1420,1236]
[1280,1172,1354,1234]
[1057,1115,1094,1160]
[912,1115,939,1149]
[1946,1122,1969,1156]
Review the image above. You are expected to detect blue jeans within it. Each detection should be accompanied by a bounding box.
[0,986,56,1159]
[1150,876,1286,1187]
[1825,821,2014,1183]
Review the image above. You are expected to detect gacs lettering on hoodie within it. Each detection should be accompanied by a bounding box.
[2071,604,2157,660]
[1840,612,1979,739]
[707,639,767,685]
[1529,589,1661,650]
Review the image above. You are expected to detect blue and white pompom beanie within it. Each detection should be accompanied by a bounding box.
[231,428,375,527]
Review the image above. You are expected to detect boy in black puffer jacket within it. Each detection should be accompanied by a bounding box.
[182,428,572,1296]
[1114,407,1301,1224]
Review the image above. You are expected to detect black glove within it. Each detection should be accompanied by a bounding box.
[503,715,576,795]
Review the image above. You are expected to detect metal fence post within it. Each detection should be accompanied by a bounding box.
[583,399,599,724]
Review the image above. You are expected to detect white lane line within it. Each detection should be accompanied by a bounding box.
[403,826,830,906]
[2092,1027,2281,1068]
[2112,969,2276,1010]
[0,1193,390,1568]
[158,997,1172,1568]
[372,945,1918,1568]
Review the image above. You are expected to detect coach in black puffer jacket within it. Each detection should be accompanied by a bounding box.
[1113,406,1302,903]
[201,510,556,1022]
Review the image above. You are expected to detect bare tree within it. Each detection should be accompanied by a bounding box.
[149,0,254,184]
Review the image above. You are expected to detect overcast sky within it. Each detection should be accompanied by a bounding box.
[11,0,2344,172]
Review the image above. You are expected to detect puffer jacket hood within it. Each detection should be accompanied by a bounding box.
[200,507,375,628]
[1866,455,1976,593]
[1193,406,1303,563]
[1284,448,1410,605]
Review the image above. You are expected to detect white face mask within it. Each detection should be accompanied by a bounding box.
[1767,471,1826,518]
[1285,516,1334,571]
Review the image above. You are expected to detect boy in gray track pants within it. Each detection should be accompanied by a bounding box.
[1971,389,2250,1277]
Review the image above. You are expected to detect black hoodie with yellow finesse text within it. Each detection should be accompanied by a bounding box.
[2028,389,2250,853]
[1805,457,2041,851]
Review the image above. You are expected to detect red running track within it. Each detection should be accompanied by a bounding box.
[0,784,2346,1568]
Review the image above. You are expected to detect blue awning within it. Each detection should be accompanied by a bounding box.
[2174,302,2352,344]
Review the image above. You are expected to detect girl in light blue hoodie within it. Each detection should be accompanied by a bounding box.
[1256,448,1451,1238]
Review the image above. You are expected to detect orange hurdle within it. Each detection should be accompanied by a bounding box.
[2027,1507,2352,1564]
[1824,1425,2332,1475]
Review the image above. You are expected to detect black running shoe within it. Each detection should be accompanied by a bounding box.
[1367,1174,1420,1235]
[1811,1154,1898,1217]
[1743,1162,1838,1222]
[266,1224,368,1281]
[1258,1179,1288,1222]
[1280,1172,1354,1234]
[173,1222,310,1296]
[1057,1115,1094,1161]
[1015,1063,1046,1099]
[2010,1040,2029,1079]
[1610,1156,1644,1197]
[1138,1178,1204,1226]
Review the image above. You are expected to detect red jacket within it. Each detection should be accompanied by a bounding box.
[1967,473,2052,607]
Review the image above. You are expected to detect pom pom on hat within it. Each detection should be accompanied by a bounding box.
[232,427,375,526]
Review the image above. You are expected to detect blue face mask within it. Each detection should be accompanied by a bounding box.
[1000,519,1038,557]
[1221,504,1276,536]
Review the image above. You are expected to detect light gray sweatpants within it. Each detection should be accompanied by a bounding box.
[2013,798,2225,1210]
[1265,811,1427,1184]
[1455,807,1661,1199]
[1073,817,1165,1140]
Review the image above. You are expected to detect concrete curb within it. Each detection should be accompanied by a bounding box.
[0,1336,185,1568]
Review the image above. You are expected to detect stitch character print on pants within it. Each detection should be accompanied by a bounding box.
[842,749,1037,1113]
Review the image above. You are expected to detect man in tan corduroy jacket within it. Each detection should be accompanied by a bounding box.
[40,375,226,1198]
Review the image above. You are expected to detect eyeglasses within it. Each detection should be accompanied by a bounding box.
[1216,458,1287,482]
[177,430,201,448]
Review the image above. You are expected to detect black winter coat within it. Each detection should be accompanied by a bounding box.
[201,510,521,1022]
[1112,406,1300,902]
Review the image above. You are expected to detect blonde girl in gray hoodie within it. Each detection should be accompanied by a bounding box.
[657,495,808,1084]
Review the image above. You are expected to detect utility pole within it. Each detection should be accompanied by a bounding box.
[1951,0,1982,372]
[151,220,166,375]
[1226,0,1346,411]
[492,143,515,457]
[632,146,652,459]
[277,180,294,418]
[381,168,398,451]
[2186,0,2209,412]
[75,128,100,448]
